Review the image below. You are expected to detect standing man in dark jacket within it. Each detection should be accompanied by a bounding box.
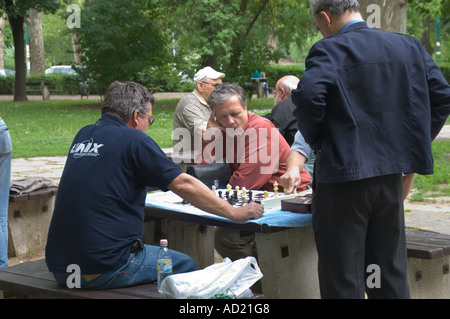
[292,0,450,298]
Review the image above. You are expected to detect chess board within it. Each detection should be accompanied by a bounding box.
[145,188,313,228]
[182,185,299,212]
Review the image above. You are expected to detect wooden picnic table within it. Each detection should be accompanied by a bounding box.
[9,80,58,100]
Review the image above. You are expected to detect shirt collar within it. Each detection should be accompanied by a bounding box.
[97,113,127,127]
[339,19,365,34]
[193,89,208,106]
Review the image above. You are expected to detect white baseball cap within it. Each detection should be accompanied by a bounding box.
[193,66,225,82]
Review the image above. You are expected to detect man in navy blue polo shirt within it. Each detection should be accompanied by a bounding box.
[46,81,263,289]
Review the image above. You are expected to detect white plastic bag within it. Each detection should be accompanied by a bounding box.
[160,257,263,299]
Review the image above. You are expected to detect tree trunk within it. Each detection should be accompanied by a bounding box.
[25,9,46,74]
[420,17,434,56]
[9,14,27,101]
[0,14,7,70]
[71,33,82,65]
[359,0,408,34]
[70,0,86,65]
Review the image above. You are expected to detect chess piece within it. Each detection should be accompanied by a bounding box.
[227,184,232,192]
[218,190,223,198]
[273,181,278,197]
[241,187,247,198]
[247,190,253,203]
[264,190,269,199]
[212,185,216,194]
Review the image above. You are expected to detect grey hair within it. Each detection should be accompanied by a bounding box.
[101,81,155,122]
[208,83,247,110]
[279,76,300,94]
[310,0,360,17]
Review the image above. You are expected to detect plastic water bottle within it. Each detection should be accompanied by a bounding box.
[157,239,173,293]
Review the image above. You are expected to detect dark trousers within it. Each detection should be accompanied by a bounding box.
[312,174,410,299]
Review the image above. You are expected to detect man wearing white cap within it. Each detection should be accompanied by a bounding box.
[173,66,225,160]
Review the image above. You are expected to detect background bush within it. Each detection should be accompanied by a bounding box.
[0,63,447,95]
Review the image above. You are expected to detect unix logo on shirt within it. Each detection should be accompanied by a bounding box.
[70,138,104,158]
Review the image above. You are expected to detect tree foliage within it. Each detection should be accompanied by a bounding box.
[72,0,169,93]
[164,0,314,84]
[0,0,60,101]
[30,0,447,95]
[406,0,449,62]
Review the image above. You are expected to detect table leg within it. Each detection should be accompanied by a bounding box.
[255,226,320,299]
[144,219,215,269]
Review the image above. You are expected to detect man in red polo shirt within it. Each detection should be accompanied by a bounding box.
[199,83,310,268]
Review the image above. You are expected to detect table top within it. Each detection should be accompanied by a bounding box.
[144,190,312,233]
[251,77,267,82]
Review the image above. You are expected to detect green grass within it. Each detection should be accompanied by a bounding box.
[0,100,102,158]
[0,98,275,158]
[1,98,448,203]
[409,140,450,202]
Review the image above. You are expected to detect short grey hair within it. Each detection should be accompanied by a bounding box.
[310,0,360,17]
[101,81,155,122]
[208,83,247,110]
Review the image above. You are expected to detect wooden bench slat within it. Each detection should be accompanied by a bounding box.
[406,229,450,241]
[405,230,450,259]
[406,243,444,259]
[0,259,164,299]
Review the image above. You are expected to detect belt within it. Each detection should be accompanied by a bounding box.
[57,272,102,281]
[130,238,144,253]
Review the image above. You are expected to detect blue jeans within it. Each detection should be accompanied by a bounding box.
[53,244,198,289]
[0,119,12,269]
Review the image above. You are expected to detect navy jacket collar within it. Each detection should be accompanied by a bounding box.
[339,21,368,34]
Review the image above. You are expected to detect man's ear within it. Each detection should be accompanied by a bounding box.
[196,82,204,93]
[320,10,332,26]
[279,86,288,100]
[127,110,140,128]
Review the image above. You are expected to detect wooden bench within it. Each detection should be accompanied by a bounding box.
[405,230,450,299]
[0,259,164,299]
[2,229,445,299]
[9,81,59,100]
[0,258,265,299]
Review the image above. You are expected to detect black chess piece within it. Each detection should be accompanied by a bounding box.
[247,190,253,203]
[218,190,222,198]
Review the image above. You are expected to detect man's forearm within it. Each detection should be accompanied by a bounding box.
[168,173,237,220]
[286,150,307,172]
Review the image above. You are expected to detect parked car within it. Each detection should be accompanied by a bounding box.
[0,69,15,76]
[45,65,78,75]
